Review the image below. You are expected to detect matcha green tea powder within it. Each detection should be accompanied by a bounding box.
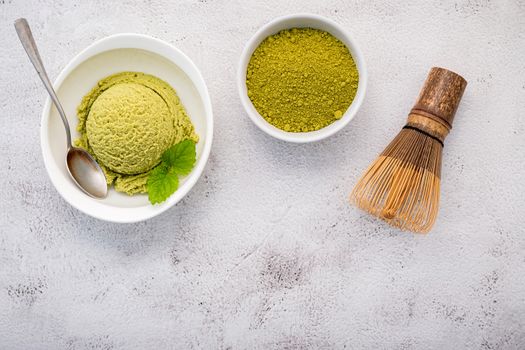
[246,28,359,132]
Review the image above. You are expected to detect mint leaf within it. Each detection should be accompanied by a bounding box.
[147,164,179,204]
[146,139,197,204]
[162,139,196,175]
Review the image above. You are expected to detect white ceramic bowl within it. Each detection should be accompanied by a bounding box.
[238,14,367,143]
[41,34,213,223]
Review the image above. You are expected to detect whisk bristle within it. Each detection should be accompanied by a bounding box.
[350,128,443,233]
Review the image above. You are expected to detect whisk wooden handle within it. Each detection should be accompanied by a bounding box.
[410,67,467,131]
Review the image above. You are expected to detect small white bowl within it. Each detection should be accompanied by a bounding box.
[41,34,213,223]
[238,14,367,143]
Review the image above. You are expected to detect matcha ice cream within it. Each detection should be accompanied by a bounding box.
[75,72,198,195]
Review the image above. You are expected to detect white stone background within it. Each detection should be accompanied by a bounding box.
[1,0,524,349]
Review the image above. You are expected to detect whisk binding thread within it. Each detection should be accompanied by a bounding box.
[402,125,444,147]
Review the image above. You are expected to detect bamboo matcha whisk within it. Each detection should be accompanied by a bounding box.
[350,67,467,233]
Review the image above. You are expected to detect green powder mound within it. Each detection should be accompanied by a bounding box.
[75,72,198,195]
[246,28,359,132]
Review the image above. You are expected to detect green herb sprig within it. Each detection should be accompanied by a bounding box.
[147,140,196,204]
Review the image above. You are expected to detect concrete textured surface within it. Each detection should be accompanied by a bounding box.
[1,0,525,349]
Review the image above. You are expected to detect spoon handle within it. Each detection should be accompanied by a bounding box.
[14,18,72,148]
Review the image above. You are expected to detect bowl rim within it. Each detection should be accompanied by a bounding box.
[41,33,213,223]
[237,13,367,143]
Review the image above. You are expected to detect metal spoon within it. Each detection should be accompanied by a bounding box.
[14,18,107,199]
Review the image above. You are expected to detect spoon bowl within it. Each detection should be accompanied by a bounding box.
[66,148,108,199]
